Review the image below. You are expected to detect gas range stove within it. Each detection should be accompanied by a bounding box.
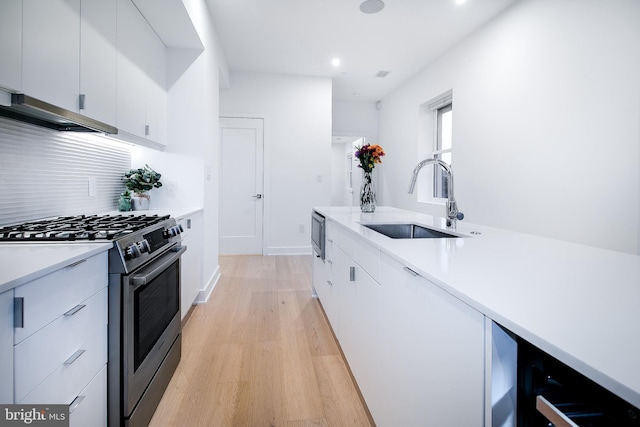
[0,214,172,242]
[0,213,184,274]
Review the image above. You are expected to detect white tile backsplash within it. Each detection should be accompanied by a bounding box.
[0,116,130,225]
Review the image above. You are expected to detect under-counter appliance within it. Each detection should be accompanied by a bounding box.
[517,337,640,427]
[0,214,185,427]
[311,210,325,260]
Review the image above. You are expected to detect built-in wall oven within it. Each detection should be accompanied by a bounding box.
[108,219,185,427]
[517,337,640,427]
[311,210,325,260]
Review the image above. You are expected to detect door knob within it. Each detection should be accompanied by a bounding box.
[252,194,263,199]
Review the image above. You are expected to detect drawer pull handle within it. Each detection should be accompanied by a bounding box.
[327,238,333,243]
[327,280,333,286]
[69,395,85,413]
[403,266,419,277]
[64,349,86,365]
[349,266,356,282]
[14,297,24,328]
[66,259,86,268]
[64,304,86,317]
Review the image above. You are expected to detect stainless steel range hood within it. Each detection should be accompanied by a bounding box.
[0,93,118,134]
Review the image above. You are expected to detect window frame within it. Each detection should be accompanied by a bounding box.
[433,103,452,198]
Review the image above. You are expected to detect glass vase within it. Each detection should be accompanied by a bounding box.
[360,171,376,213]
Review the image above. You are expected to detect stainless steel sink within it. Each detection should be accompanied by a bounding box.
[362,223,459,239]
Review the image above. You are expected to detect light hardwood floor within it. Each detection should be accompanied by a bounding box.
[149,255,373,427]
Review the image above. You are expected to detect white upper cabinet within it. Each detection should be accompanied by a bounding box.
[117,0,167,146]
[0,1,22,92]
[22,0,81,112]
[80,0,117,126]
[22,0,117,126]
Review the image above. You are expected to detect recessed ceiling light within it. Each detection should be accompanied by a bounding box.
[332,58,341,67]
[455,0,467,4]
[360,0,384,14]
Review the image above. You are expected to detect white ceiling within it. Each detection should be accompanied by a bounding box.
[206,0,516,102]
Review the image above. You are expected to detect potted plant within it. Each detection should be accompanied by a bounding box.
[122,164,162,210]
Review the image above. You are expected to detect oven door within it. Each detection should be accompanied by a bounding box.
[122,245,186,416]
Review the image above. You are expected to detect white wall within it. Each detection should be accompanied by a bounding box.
[332,100,379,143]
[133,0,227,301]
[378,0,640,254]
[220,71,332,254]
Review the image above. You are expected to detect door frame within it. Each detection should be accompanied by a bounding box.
[219,113,270,255]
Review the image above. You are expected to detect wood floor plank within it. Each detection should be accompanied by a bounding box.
[149,255,372,427]
[233,341,286,426]
[296,290,339,357]
[312,355,372,427]
[287,419,329,427]
[281,329,325,420]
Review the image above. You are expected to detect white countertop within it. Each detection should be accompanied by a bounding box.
[101,207,203,219]
[0,242,113,293]
[314,206,640,408]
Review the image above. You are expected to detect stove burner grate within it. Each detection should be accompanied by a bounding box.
[0,214,171,242]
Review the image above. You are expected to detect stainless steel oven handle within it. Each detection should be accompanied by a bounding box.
[536,395,580,427]
[130,246,187,287]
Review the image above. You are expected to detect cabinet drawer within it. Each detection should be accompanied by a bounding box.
[14,252,107,344]
[18,325,107,405]
[0,289,13,404]
[329,223,380,282]
[70,365,107,427]
[15,288,107,402]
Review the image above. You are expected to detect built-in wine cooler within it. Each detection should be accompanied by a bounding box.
[517,337,640,427]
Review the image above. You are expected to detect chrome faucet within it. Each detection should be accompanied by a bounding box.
[408,159,464,229]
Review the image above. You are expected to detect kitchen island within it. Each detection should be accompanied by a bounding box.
[312,206,640,425]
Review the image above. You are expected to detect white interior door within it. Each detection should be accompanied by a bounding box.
[219,117,264,255]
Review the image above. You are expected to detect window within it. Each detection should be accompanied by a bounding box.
[417,90,453,201]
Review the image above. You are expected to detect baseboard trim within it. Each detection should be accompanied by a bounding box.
[196,265,220,304]
[266,245,312,256]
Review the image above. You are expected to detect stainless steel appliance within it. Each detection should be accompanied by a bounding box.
[107,217,185,427]
[0,93,118,134]
[311,210,325,260]
[0,214,186,427]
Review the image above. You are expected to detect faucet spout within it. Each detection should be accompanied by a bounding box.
[408,158,464,229]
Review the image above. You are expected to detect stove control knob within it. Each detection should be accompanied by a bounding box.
[165,226,183,238]
[125,240,150,259]
[138,239,151,254]
[126,244,141,259]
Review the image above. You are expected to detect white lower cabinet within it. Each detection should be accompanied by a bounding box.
[311,220,487,426]
[11,251,108,426]
[332,244,383,422]
[177,211,203,319]
[379,253,486,426]
[319,224,384,423]
[0,289,13,404]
